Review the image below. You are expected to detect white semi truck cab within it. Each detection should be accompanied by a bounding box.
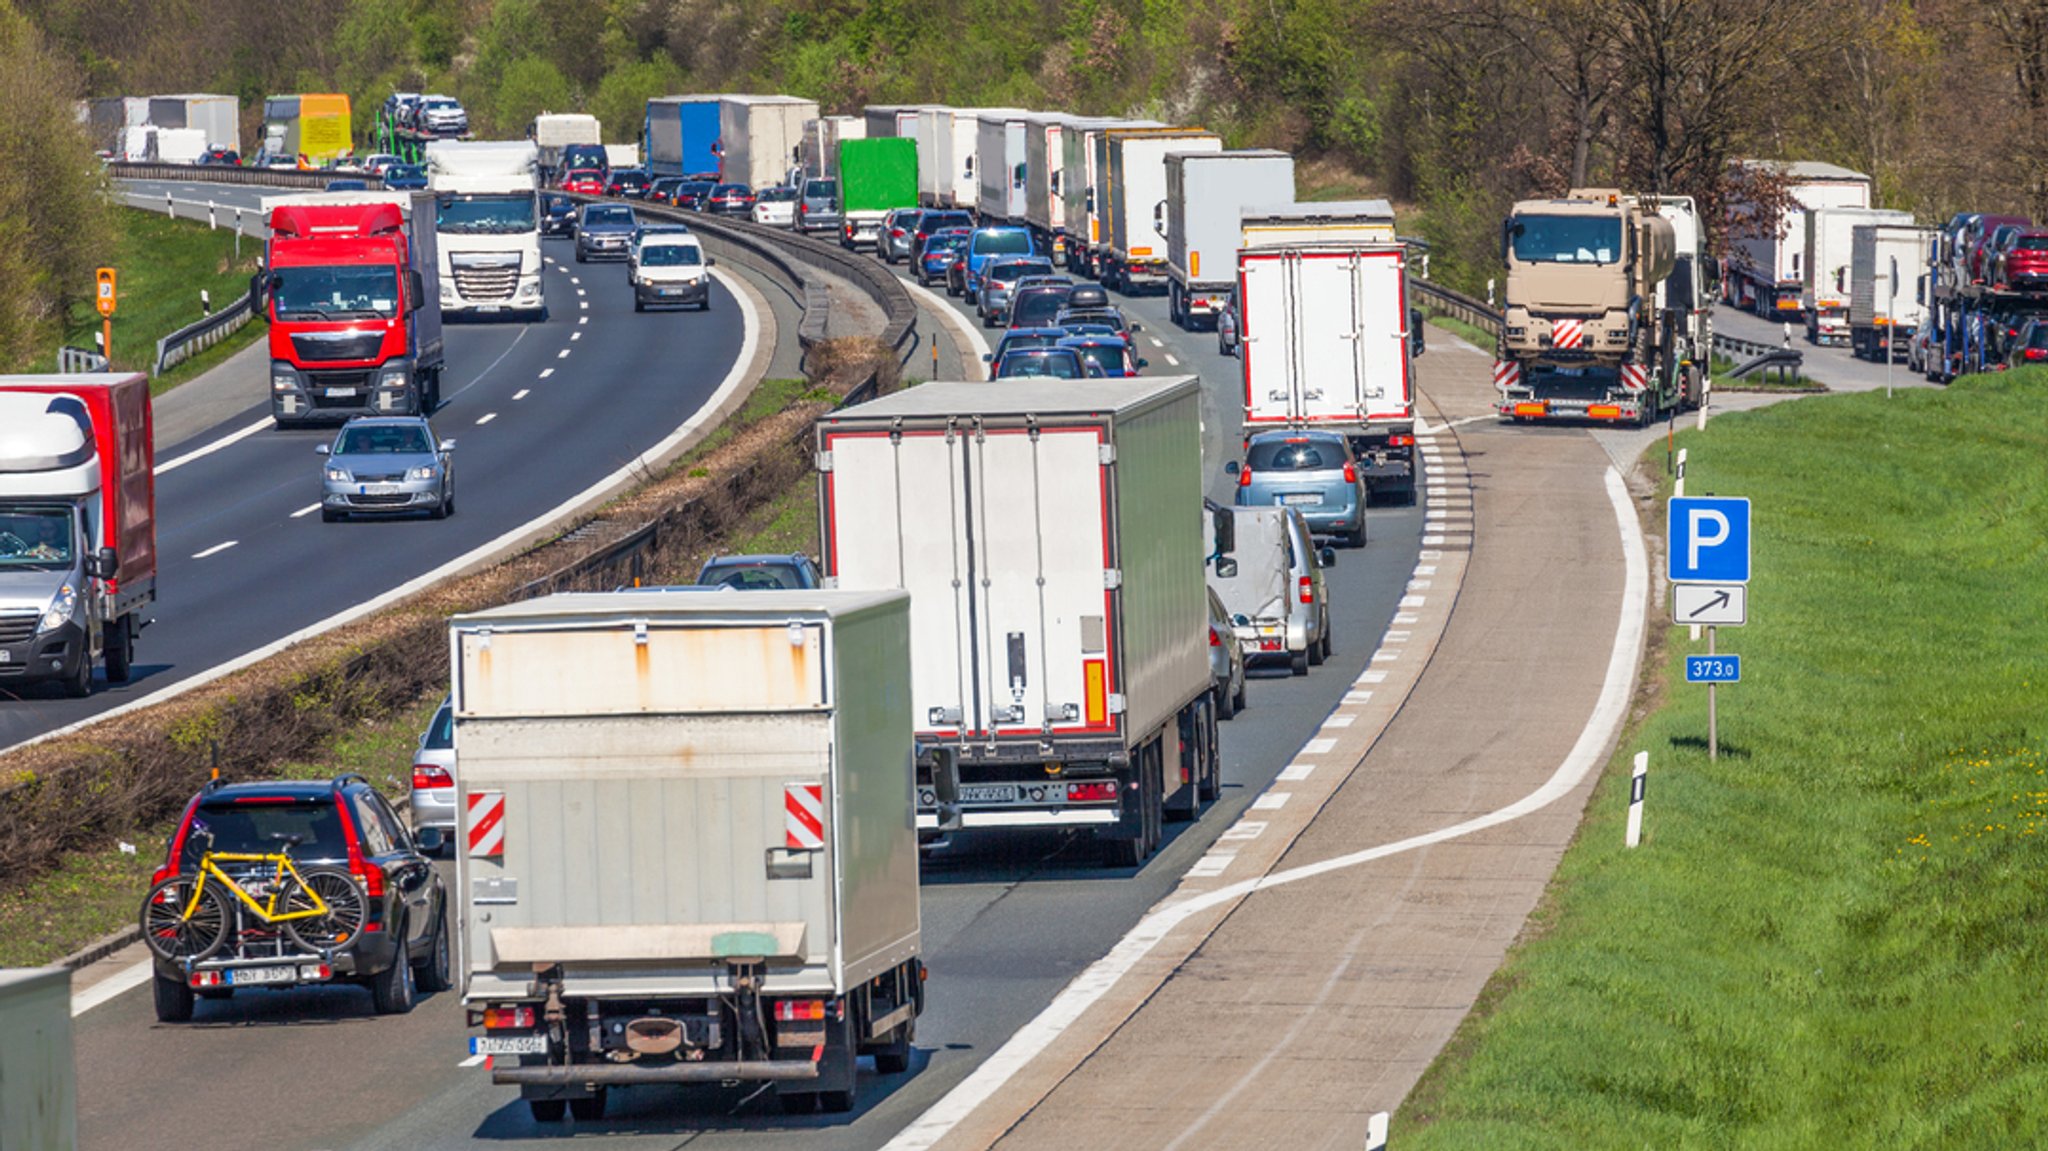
[425,140,545,320]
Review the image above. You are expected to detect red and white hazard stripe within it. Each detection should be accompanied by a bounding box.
[1619,364,1649,392]
[1492,360,1521,392]
[1552,319,1584,349]
[785,783,825,850]
[467,790,505,858]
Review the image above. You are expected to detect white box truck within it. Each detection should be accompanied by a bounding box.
[425,140,545,319]
[801,115,864,177]
[530,112,600,178]
[1063,118,1160,276]
[1238,217,1422,502]
[147,93,239,154]
[152,127,207,165]
[1849,222,1935,360]
[1803,205,1914,345]
[863,104,923,140]
[1099,128,1222,293]
[976,110,1030,224]
[816,377,1220,867]
[720,95,819,191]
[451,590,927,1120]
[1726,160,1873,319]
[914,106,958,206]
[1022,113,1073,259]
[1163,149,1295,329]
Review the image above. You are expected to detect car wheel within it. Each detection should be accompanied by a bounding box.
[429,493,448,520]
[63,652,92,698]
[413,903,453,993]
[699,297,711,312]
[152,971,194,1023]
[443,489,455,516]
[568,1089,608,1122]
[1319,619,1334,662]
[1345,524,1367,549]
[370,919,417,1015]
[1290,648,1309,676]
[633,297,644,313]
[1308,626,1327,666]
[1233,676,1247,716]
[574,250,586,264]
[1215,683,1235,721]
[529,1099,567,1123]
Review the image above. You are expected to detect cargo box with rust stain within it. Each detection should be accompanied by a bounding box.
[449,589,923,1117]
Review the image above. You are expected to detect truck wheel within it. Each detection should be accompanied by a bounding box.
[1290,648,1309,676]
[529,1099,567,1123]
[105,616,133,683]
[568,1089,607,1121]
[873,1019,914,1075]
[152,971,194,1023]
[818,1017,860,1113]
[1169,284,1184,327]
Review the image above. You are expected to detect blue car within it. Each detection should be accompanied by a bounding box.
[962,227,1037,300]
[381,163,427,190]
[1231,429,1368,548]
[919,228,972,287]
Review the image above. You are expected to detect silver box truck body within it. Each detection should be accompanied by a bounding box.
[1163,149,1295,327]
[720,95,819,191]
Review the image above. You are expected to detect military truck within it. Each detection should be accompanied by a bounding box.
[1494,188,1692,426]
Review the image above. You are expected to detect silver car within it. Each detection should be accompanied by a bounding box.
[1230,430,1369,549]
[1208,504,1334,677]
[316,416,454,522]
[1207,586,1247,719]
[410,695,456,851]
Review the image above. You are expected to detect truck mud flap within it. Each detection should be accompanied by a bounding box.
[493,1060,820,1087]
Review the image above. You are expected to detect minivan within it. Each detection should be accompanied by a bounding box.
[1206,505,1334,676]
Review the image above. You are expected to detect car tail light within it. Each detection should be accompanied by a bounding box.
[1238,467,1252,488]
[775,1000,826,1022]
[2027,348,2047,361]
[484,1006,537,1029]
[1209,626,1222,647]
[1067,781,1119,802]
[1343,461,1358,484]
[413,764,453,790]
[890,228,905,237]
[1299,575,1314,605]
[332,796,387,898]
[156,795,203,885]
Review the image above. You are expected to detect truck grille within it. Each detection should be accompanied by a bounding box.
[305,370,375,408]
[0,613,36,645]
[452,261,520,302]
[290,332,385,362]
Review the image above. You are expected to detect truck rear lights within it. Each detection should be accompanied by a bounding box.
[1513,402,1547,418]
[484,1005,537,1029]
[774,1000,826,1022]
[1066,782,1118,803]
[1387,434,1415,448]
[1587,405,1623,419]
[413,764,453,790]
[1299,576,1314,605]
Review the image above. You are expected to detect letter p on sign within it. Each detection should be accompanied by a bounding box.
[1687,509,1728,571]
[1667,496,1751,584]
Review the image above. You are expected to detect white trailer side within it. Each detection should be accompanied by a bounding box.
[1101,129,1222,291]
[720,95,820,190]
[975,110,1029,222]
[1849,223,1935,359]
[1163,149,1295,327]
[1803,206,1914,345]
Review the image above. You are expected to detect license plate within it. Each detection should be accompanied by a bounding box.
[960,785,1018,804]
[227,965,295,986]
[0,650,9,663]
[324,387,356,398]
[358,484,398,496]
[1280,493,1322,506]
[662,288,684,296]
[476,305,503,313]
[470,1034,548,1056]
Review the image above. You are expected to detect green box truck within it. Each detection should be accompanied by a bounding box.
[836,136,918,251]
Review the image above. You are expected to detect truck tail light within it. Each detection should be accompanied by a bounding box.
[1066,782,1118,802]
[1387,434,1415,448]
[775,1000,826,1022]
[1343,461,1358,484]
[413,764,452,790]
[484,1006,536,1029]
[1299,576,1314,605]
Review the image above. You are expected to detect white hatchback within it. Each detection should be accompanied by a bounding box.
[630,235,714,311]
[751,185,798,228]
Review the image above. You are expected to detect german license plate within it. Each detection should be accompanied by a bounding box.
[476,305,503,313]
[0,650,10,663]
[227,965,295,986]
[358,484,398,496]
[470,1034,547,1056]
[662,288,684,296]
[960,785,1017,804]
[324,387,356,398]
[1280,493,1322,506]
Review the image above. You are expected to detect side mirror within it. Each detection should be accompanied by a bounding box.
[1128,321,1142,332]
[981,352,993,363]
[314,444,330,455]
[1224,460,1242,476]
[92,547,118,580]
[1136,358,1149,369]
[1215,557,1238,579]
[416,826,446,855]
[1152,200,1167,236]
[249,272,271,321]
[707,256,717,266]
[1410,308,1427,356]
[408,270,426,311]
[1319,546,1337,568]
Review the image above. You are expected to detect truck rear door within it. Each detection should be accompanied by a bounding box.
[1241,247,1412,428]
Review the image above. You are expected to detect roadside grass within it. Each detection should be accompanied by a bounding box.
[1422,309,1496,350]
[0,693,438,967]
[669,378,814,472]
[22,206,263,393]
[1398,367,2048,1145]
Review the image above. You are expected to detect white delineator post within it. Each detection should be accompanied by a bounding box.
[1625,751,1648,848]
[1367,1111,1389,1150]
[1677,449,1700,640]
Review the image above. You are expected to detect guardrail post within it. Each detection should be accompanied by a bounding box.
[208,200,217,230]
[165,191,174,219]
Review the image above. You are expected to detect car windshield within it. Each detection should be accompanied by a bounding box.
[272,266,400,319]
[615,172,649,188]
[641,243,702,267]
[387,164,423,181]
[562,146,605,169]
[699,562,806,590]
[565,168,602,184]
[436,193,536,234]
[584,206,634,227]
[338,424,432,455]
[0,507,73,567]
[805,180,838,200]
[1067,343,1126,376]
[1058,308,1125,331]
[2020,236,2048,252]
[544,194,571,213]
[999,350,1082,378]
[930,233,969,252]
[1246,439,1345,471]
[1012,289,1072,326]
[975,230,1032,255]
[759,186,798,202]
[1511,214,1622,264]
[925,214,972,232]
[183,799,350,866]
[998,333,1061,357]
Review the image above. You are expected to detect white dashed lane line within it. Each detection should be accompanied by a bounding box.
[513,389,529,400]
[557,349,570,359]
[192,540,238,559]
[476,413,497,426]
[290,504,320,519]
[539,368,555,379]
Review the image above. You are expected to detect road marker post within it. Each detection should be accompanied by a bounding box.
[1367,1111,1389,1150]
[1626,751,1647,847]
[208,199,217,230]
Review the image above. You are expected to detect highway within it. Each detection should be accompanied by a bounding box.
[0,181,748,749]
[68,244,1435,1151]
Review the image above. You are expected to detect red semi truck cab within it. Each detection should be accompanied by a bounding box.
[257,192,445,426]
[0,374,156,695]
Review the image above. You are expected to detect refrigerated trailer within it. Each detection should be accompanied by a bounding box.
[1061,118,1160,276]
[1099,128,1222,293]
[451,590,926,1120]
[816,377,1219,867]
[976,110,1030,224]
[1239,238,1422,501]
[1804,206,1914,345]
[1163,149,1295,329]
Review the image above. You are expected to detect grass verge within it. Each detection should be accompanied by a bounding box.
[1422,309,1496,350]
[1398,367,2048,1145]
[22,206,263,393]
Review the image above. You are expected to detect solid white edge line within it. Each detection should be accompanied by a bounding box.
[879,465,1648,1151]
[71,961,154,1017]
[155,416,272,476]
[36,264,760,793]
[900,276,992,363]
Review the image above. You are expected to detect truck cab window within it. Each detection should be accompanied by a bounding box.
[0,508,73,565]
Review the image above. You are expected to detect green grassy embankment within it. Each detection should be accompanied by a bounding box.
[1400,368,2048,1146]
[24,207,263,393]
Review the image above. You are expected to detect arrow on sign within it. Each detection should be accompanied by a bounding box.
[1685,589,1731,619]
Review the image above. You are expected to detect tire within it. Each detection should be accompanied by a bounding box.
[152,971,195,1023]
[62,650,92,698]
[574,251,587,264]
[1215,683,1235,722]
[442,490,455,517]
[568,1090,607,1121]
[429,494,448,520]
[779,1093,816,1115]
[369,917,417,1015]
[633,298,644,313]
[1232,677,1247,717]
[413,903,452,993]
[141,877,230,964]
[872,1019,914,1075]
[699,297,711,312]
[1319,619,1334,662]
[104,615,133,683]
[1308,626,1327,666]
[1344,524,1367,549]
[280,867,368,955]
[818,1017,860,1113]
[529,1099,567,1123]
[1290,648,1309,676]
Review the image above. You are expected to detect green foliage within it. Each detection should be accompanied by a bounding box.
[491,56,574,137]
[589,56,684,141]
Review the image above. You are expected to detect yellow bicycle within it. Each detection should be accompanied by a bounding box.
[140,832,367,963]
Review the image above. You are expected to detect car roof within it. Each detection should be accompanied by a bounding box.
[1247,427,1347,444]
[341,415,431,429]
[197,779,347,803]
[703,553,808,565]
[1059,334,1128,347]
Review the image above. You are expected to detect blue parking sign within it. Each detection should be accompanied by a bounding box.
[1668,497,1751,584]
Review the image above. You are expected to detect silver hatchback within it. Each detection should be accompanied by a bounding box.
[316,416,454,522]
[410,695,456,852]
[1229,430,1368,548]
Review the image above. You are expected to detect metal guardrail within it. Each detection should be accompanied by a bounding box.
[57,346,108,373]
[154,296,253,377]
[1412,280,1502,338]
[107,161,385,190]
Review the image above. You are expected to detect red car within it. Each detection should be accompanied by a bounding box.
[1997,228,2048,291]
[1968,214,2030,283]
[560,168,604,195]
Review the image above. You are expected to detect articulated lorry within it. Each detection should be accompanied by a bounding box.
[147,93,238,154]
[1238,203,1421,502]
[801,115,864,178]
[645,96,721,178]
[837,136,918,250]
[258,94,352,168]
[1724,160,1872,318]
[0,374,156,696]
[1495,188,1703,426]
[257,192,444,423]
[1097,127,1222,293]
[1164,149,1295,329]
[816,377,1219,866]
[720,95,818,190]
[1803,205,1914,345]
[1848,222,1935,360]
[1060,118,1159,276]
[976,110,1031,224]
[863,105,924,141]
[426,140,545,320]
[451,590,926,1120]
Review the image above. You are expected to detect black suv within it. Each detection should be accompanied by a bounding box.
[142,774,449,1023]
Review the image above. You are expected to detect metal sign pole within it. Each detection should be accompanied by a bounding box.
[1707,624,1718,761]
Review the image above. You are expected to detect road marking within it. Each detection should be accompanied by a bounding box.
[1416,565,1439,575]
[192,540,237,559]
[1371,650,1400,663]
[1343,690,1374,704]
[1358,670,1387,684]
[476,413,497,425]
[291,503,321,518]
[539,368,555,379]
[579,300,589,310]
[1251,793,1290,810]
[71,961,154,1017]
[513,389,529,400]
[557,349,570,359]
[1299,738,1336,755]
[1393,613,1420,625]
[571,332,582,341]
[1188,853,1234,878]
[155,416,272,476]
[1322,715,1355,729]
[570,277,580,285]
[1278,763,1317,781]
[1164,353,1180,366]
[576,289,586,297]
[1218,821,1267,842]
[1384,630,1413,642]
[881,467,1649,1150]
[459,1054,488,1068]
[578,316,588,325]
[1400,595,1427,607]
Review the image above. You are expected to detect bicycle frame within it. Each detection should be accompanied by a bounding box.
[179,851,331,925]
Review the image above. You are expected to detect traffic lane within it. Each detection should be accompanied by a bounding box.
[0,250,738,746]
[1713,303,1928,392]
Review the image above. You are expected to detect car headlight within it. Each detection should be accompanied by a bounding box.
[441,281,458,302]
[326,467,351,483]
[407,465,436,481]
[37,584,77,635]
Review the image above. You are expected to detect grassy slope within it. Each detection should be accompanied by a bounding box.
[22,207,263,393]
[1401,370,2048,1146]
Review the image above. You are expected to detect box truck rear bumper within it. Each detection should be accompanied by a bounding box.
[494,1061,820,1087]
[917,807,1119,830]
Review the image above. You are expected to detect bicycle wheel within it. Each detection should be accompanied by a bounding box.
[280,868,368,955]
[140,876,231,964]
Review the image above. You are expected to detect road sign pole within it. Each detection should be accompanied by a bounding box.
[1708,625,1718,762]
